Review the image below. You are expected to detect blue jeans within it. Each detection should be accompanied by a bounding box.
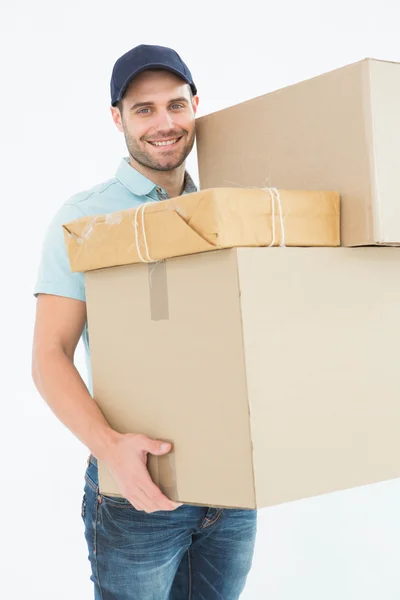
[81,455,257,599]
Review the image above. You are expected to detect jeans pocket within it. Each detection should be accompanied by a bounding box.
[100,494,132,508]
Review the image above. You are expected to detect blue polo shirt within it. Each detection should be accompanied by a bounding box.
[34,157,197,391]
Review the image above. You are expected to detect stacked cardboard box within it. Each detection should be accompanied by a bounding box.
[196,58,400,247]
[64,58,400,509]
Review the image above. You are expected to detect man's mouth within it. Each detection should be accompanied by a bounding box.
[146,136,182,147]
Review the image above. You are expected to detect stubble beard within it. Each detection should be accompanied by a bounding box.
[123,126,196,172]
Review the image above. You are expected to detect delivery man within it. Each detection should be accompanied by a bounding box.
[32,44,257,599]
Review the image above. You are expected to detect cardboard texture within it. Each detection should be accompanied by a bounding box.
[63,188,340,272]
[84,247,400,509]
[196,58,400,247]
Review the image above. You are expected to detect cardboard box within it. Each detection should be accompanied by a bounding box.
[80,247,400,509]
[63,188,339,272]
[196,58,400,247]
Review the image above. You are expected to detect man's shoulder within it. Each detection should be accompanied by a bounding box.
[64,176,123,216]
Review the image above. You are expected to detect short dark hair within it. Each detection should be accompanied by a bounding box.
[116,83,193,117]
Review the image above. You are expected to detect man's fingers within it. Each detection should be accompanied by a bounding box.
[138,474,181,512]
[129,484,167,513]
[126,495,145,511]
[128,489,181,513]
[144,478,177,508]
[139,435,171,456]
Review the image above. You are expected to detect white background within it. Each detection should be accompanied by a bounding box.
[2,0,400,598]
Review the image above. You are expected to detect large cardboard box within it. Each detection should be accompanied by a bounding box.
[63,188,339,272]
[79,247,400,509]
[196,58,400,247]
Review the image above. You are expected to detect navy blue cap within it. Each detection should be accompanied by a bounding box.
[110,44,197,106]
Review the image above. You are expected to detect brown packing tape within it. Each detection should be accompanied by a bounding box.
[147,441,178,501]
[146,261,176,497]
[148,261,169,321]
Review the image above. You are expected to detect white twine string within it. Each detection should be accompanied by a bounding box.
[133,203,155,263]
[133,203,162,289]
[263,187,286,247]
[224,180,286,247]
[148,260,162,288]
[133,186,286,263]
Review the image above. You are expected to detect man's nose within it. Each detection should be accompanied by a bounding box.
[153,109,175,131]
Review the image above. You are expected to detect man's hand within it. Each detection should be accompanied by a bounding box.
[102,433,182,513]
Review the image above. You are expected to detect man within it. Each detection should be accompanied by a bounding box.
[32,44,257,599]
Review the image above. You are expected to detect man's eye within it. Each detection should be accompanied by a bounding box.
[138,108,151,114]
[171,104,184,110]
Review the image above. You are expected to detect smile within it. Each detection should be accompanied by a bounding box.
[147,137,182,147]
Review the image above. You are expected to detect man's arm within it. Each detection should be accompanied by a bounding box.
[32,293,181,513]
[32,294,120,460]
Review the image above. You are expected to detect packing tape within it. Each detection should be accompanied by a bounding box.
[147,441,178,501]
[148,261,169,321]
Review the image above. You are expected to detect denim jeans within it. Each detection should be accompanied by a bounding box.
[81,455,257,599]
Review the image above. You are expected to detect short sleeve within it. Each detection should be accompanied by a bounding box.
[33,203,86,302]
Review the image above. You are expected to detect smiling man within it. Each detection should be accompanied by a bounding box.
[111,48,198,199]
[32,44,257,600]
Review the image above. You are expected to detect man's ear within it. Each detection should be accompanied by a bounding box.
[192,95,200,115]
[110,106,124,132]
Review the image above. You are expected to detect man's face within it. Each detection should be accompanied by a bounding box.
[112,70,199,172]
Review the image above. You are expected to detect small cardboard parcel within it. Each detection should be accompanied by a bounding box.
[63,187,400,509]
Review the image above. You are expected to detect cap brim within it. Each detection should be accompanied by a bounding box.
[113,62,197,105]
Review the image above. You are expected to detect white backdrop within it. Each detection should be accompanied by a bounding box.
[2,0,400,597]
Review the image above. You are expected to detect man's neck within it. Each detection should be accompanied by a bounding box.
[129,156,186,198]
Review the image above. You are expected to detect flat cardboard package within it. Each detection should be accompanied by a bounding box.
[196,58,400,247]
[63,188,339,272]
[73,245,400,509]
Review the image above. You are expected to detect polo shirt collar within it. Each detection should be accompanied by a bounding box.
[115,157,198,198]
[183,171,197,194]
[115,157,156,196]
